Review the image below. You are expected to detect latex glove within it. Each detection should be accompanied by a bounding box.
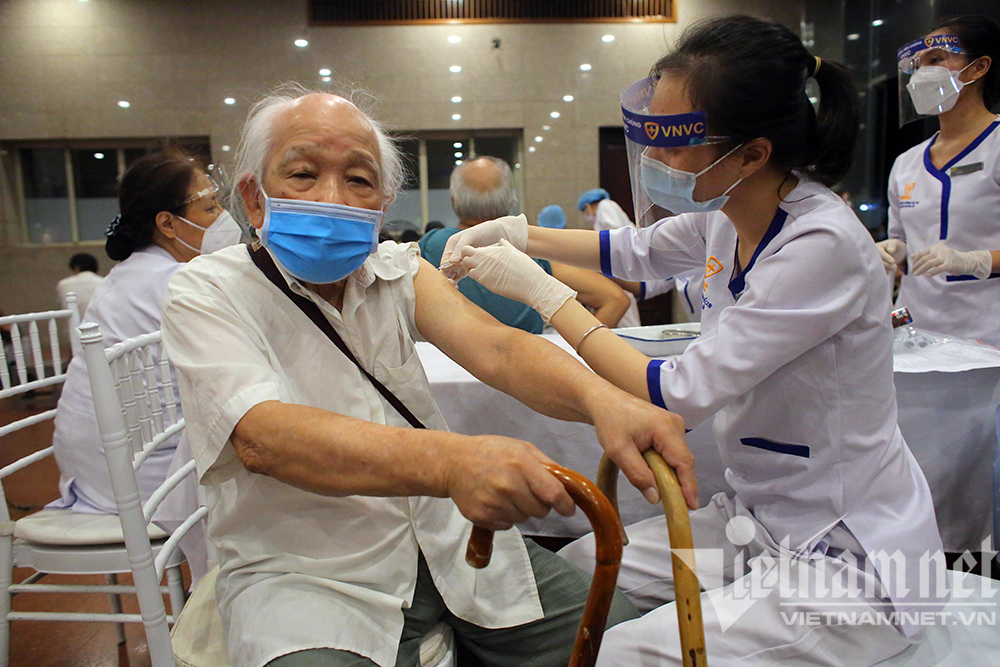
[909,242,992,279]
[875,239,907,273]
[459,239,576,321]
[440,214,529,283]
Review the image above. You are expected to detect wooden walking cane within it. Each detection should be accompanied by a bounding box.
[465,462,623,667]
[598,451,708,667]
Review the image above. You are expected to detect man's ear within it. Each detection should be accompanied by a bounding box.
[155,211,178,239]
[238,176,265,229]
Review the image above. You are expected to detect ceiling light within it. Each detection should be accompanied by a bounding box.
[455,159,462,166]
[449,65,462,73]
[93,152,104,159]
[563,95,574,102]
[321,76,331,82]
[224,97,236,105]
[448,35,461,44]
[453,142,463,148]
[846,33,860,41]
[319,68,331,76]
[528,146,536,153]
[221,145,231,152]
[454,152,463,158]
[294,39,308,47]
[514,163,521,169]
[452,113,461,120]
[542,125,551,131]
[451,96,462,103]
[550,111,560,118]
[602,34,615,43]
[872,19,884,27]
[579,63,592,71]
[534,136,543,143]
[117,100,130,108]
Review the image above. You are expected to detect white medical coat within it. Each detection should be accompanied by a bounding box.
[51,245,183,513]
[888,118,1000,346]
[599,179,946,635]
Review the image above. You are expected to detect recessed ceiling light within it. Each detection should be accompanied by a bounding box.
[117,100,130,108]
[451,96,462,103]
[319,68,331,76]
[448,35,461,44]
[449,65,462,73]
[514,163,521,169]
[321,76,331,82]
[534,136,543,143]
[453,142,463,148]
[455,159,462,166]
[542,125,551,131]
[221,145,231,152]
[93,152,104,159]
[294,39,308,47]
[452,113,462,120]
[602,34,615,43]
[550,111,560,118]
[528,146,536,153]
[563,95,574,102]
[872,19,884,27]
[224,97,236,105]
[579,63,592,71]
[454,152,463,158]
[846,33,860,41]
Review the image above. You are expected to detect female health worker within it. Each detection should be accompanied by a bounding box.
[879,16,1000,347]
[51,149,241,514]
[443,15,946,665]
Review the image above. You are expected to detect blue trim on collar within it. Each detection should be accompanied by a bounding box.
[638,281,646,301]
[923,121,1000,240]
[947,273,1000,282]
[599,229,613,277]
[647,359,667,409]
[740,437,811,458]
[728,208,788,299]
[682,279,694,314]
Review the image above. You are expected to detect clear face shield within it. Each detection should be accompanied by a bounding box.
[897,34,970,127]
[621,78,732,227]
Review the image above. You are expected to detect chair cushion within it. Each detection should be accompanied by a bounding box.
[172,565,231,667]
[13,508,168,545]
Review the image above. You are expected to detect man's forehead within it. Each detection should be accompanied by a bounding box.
[271,94,380,155]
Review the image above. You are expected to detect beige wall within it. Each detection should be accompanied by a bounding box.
[0,0,804,315]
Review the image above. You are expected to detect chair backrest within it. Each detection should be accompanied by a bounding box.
[82,321,206,667]
[0,294,81,400]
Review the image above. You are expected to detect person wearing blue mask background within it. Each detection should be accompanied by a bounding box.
[879,16,1000,347]
[159,84,694,667]
[443,15,946,664]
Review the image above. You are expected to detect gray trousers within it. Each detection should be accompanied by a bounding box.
[266,539,638,667]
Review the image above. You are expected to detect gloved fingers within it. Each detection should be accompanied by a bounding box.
[909,250,942,276]
[876,245,897,272]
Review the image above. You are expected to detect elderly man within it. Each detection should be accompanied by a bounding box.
[161,85,694,667]
[420,157,631,332]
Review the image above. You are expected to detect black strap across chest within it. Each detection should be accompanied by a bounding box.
[248,244,427,430]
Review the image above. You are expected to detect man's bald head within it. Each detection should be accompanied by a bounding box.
[450,156,517,226]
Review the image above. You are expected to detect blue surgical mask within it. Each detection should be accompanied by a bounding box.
[640,143,744,214]
[260,192,383,284]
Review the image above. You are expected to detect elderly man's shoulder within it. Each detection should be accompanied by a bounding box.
[165,243,253,300]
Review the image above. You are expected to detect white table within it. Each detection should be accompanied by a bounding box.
[418,334,1000,552]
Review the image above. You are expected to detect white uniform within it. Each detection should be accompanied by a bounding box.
[565,179,946,664]
[591,198,633,232]
[56,270,103,320]
[50,245,183,514]
[888,118,1000,346]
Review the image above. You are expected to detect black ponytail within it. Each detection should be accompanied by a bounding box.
[106,148,202,261]
[651,15,860,187]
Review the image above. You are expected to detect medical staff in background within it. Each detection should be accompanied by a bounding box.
[50,149,242,514]
[880,15,1000,347]
[443,15,946,665]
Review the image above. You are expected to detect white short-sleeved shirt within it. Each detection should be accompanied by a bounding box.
[51,246,182,514]
[599,180,946,635]
[56,270,103,320]
[161,242,541,667]
[888,118,1000,346]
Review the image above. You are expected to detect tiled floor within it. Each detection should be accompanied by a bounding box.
[2,389,187,667]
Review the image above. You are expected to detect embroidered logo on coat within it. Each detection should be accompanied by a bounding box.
[705,256,724,278]
[899,182,916,201]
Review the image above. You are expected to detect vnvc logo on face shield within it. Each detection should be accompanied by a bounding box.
[644,122,660,141]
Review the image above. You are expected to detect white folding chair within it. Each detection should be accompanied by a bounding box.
[0,298,187,666]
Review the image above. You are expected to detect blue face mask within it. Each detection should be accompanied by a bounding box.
[640,143,744,214]
[260,193,383,284]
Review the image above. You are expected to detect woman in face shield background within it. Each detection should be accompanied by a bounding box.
[50,149,243,515]
[441,14,947,665]
[879,16,1000,347]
